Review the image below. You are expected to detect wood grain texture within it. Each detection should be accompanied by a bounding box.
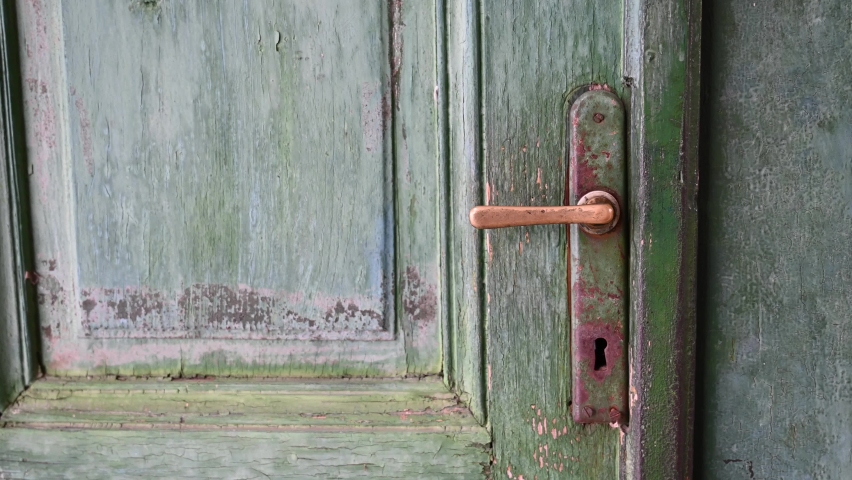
[481,1,624,478]
[2,377,480,429]
[16,0,441,376]
[0,429,489,479]
[0,0,37,411]
[444,0,486,423]
[0,378,490,479]
[624,0,701,478]
[696,1,852,478]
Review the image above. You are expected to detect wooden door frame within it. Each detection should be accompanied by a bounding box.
[624,0,701,477]
[0,0,39,412]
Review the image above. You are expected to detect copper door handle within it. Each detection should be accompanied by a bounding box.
[468,190,620,235]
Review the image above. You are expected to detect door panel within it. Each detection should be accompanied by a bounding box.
[20,0,441,376]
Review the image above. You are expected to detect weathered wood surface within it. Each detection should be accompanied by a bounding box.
[623,0,701,478]
[0,430,488,479]
[481,1,624,478]
[443,0,486,424]
[3,377,478,429]
[0,378,491,478]
[0,0,37,411]
[16,0,441,376]
[697,1,852,478]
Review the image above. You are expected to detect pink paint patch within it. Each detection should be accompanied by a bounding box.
[21,0,60,206]
[73,96,94,176]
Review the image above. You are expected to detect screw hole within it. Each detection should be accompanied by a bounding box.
[594,338,608,371]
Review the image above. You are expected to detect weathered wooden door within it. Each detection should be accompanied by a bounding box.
[1,0,701,478]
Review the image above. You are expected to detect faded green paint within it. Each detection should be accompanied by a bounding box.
[0,378,491,478]
[697,0,852,478]
[625,0,701,479]
[17,0,441,376]
[0,0,37,411]
[482,1,624,478]
[442,0,487,424]
[3,378,478,429]
[624,0,701,477]
[568,90,628,425]
[0,431,489,479]
[0,430,489,479]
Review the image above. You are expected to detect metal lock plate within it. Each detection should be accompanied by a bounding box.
[568,89,628,424]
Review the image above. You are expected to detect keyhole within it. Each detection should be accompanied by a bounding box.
[594,338,608,371]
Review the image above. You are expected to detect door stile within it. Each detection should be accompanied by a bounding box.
[624,0,702,478]
[0,0,39,411]
[443,0,487,424]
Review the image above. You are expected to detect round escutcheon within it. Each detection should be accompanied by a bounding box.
[578,190,620,235]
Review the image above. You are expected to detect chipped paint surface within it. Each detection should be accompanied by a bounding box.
[401,267,437,327]
[568,89,628,424]
[78,284,387,340]
[0,379,491,477]
[18,0,443,376]
[34,264,444,374]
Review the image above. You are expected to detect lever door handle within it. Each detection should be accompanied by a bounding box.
[466,88,628,425]
[468,190,619,234]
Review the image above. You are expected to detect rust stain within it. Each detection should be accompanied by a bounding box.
[33,273,69,346]
[587,83,613,92]
[574,322,624,381]
[570,129,601,195]
[77,284,386,340]
[179,284,314,330]
[572,318,627,423]
[572,275,623,318]
[81,298,96,314]
[402,267,437,325]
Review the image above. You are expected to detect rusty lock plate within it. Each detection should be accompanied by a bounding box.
[568,89,628,424]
